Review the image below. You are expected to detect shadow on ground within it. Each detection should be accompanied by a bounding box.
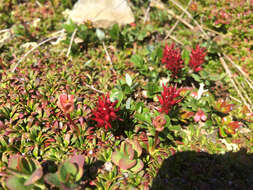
[151,148,253,190]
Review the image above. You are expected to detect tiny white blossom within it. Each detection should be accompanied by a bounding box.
[159,78,170,87]
[104,162,113,172]
[220,139,239,151]
[123,172,129,178]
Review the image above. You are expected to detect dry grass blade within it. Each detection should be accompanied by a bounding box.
[151,0,194,29]
[83,82,104,94]
[166,9,194,30]
[164,0,192,40]
[0,29,10,33]
[103,42,116,74]
[66,28,77,57]
[229,96,242,104]
[165,34,184,45]
[224,54,253,92]
[11,35,62,73]
[219,54,252,112]
[233,76,253,107]
[143,3,151,24]
[168,0,209,39]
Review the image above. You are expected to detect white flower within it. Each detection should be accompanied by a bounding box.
[104,162,113,172]
[220,139,239,151]
[197,83,208,100]
[159,77,170,87]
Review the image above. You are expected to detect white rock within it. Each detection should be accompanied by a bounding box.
[68,0,135,28]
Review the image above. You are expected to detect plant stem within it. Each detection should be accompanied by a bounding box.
[66,113,80,136]
[153,131,159,150]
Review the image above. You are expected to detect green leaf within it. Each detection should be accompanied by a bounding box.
[182,49,190,65]
[24,168,43,186]
[109,24,120,40]
[119,157,136,170]
[219,127,227,138]
[125,73,132,87]
[140,142,148,152]
[169,125,181,131]
[8,155,20,171]
[134,113,152,125]
[32,145,39,158]
[128,139,142,157]
[6,176,32,190]
[110,88,124,106]
[62,21,76,33]
[20,158,31,174]
[130,55,144,68]
[44,173,61,187]
[167,133,174,141]
[126,97,131,110]
[0,136,8,148]
[130,159,144,173]
[145,82,161,98]
[135,102,144,113]
[124,143,134,159]
[208,74,221,81]
[111,151,124,166]
[96,29,105,41]
[58,161,77,182]
[192,73,201,82]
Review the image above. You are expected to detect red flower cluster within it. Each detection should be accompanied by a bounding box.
[189,44,207,72]
[162,43,183,77]
[92,94,121,130]
[158,84,182,114]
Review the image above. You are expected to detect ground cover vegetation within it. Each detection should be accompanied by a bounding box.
[0,0,253,189]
